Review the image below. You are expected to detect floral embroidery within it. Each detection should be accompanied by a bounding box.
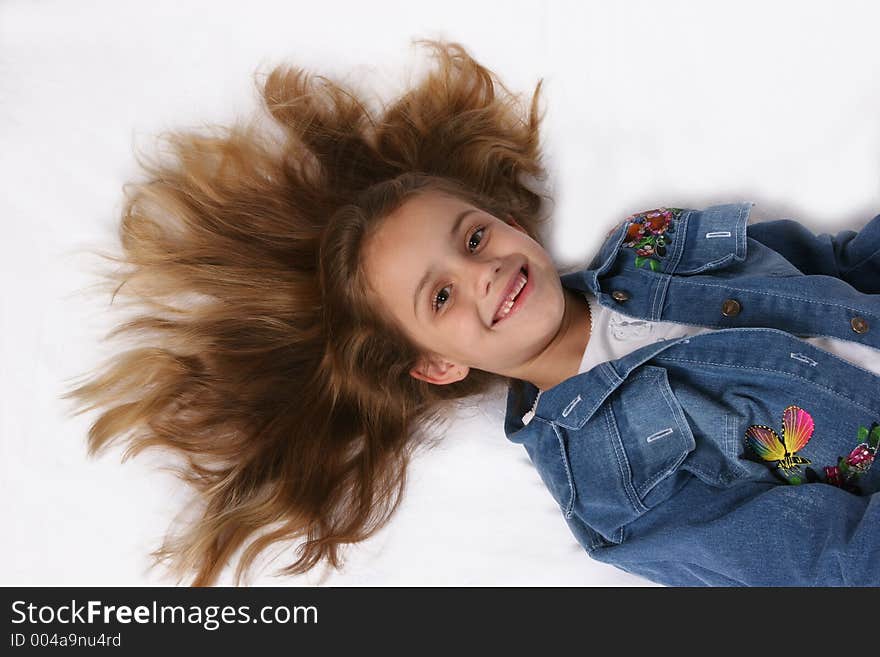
[805,422,879,495]
[744,407,880,494]
[620,207,683,272]
[744,405,814,485]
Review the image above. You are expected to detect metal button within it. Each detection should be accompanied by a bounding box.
[851,316,869,334]
[611,290,630,302]
[721,298,741,317]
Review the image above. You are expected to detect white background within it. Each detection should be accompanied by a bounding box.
[2,0,879,586]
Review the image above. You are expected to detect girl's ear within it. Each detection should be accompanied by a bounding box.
[409,355,470,385]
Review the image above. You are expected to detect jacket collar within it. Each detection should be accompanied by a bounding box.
[556,218,629,298]
[503,335,687,439]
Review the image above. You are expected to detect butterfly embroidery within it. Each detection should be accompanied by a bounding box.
[744,405,814,483]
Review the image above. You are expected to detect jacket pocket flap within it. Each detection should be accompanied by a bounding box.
[608,365,696,506]
[671,203,752,275]
[557,365,695,542]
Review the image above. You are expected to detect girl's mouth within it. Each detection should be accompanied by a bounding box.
[492,264,531,326]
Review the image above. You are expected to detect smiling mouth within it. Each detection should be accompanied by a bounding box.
[492,266,528,325]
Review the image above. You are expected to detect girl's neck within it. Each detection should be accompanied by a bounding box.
[528,287,592,391]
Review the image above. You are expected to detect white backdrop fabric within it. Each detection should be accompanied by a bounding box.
[2,0,879,586]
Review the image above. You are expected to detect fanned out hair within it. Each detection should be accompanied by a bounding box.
[62,39,552,585]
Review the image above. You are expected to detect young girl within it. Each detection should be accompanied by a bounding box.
[63,39,880,587]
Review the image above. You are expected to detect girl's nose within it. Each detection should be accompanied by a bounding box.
[484,261,503,296]
[472,255,501,295]
[476,258,505,322]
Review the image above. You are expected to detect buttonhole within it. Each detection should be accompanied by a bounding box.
[562,395,582,417]
[646,427,674,443]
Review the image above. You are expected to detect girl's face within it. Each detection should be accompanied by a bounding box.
[361,191,567,385]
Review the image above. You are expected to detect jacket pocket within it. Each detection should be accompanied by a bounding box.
[553,365,696,543]
[607,365,697,509]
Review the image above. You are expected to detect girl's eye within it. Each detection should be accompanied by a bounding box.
[432,225,487,313]
[432,286,451,313]
[467,226,485,252]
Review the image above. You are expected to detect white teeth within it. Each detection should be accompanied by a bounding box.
[494,271,527,322]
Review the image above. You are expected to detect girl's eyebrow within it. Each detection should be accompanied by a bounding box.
[412,208,478,317]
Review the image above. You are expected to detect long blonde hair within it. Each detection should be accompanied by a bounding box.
[62,39,552,585]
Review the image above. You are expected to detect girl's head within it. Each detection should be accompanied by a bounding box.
[63,39,552,585]
[335,176,565,388]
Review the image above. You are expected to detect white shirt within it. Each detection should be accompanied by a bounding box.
[579,292,880,377]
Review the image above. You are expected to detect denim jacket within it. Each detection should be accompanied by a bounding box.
[503,203,880,586]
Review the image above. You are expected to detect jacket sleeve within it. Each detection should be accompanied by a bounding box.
[746,212,880,294]
[603,479,880,587]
